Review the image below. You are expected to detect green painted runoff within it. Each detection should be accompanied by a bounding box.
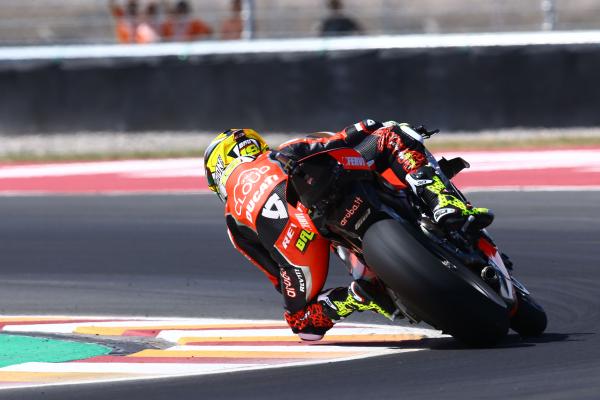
[0,334,111,368]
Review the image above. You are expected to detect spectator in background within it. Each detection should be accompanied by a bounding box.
[135,2,161,43]
[109,0,139,43]
[161,0,213,41]
[219,0,243,40]
[319,0,362,37]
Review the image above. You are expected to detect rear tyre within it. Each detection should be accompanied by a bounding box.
[510,291,547,337]
[362,219,509,347]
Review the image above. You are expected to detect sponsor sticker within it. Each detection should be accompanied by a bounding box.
[295,230,315,253]
[282,223,298,249]
[293,268,306,294]
[433,207,456,221]
[232,165,284,222]
[342,156,367,167]
[280,269,296,298]
[295,212,312,230]
[354,208,371,230]
[340,197,364,226]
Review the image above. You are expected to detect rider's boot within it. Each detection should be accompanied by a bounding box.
[406,165,494,230]
[318,280,397,322]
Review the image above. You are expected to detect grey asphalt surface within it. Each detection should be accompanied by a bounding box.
[0,192,599,399]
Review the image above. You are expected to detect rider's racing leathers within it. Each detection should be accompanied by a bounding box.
[223,119,489,339]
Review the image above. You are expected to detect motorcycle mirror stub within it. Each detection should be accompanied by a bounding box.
[399,125,425,143]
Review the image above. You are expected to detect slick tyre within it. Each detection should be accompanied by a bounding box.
[362,219,509,347]
[510,291,547,337]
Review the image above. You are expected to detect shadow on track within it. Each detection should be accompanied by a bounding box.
[421,332,582,350]
[313,332,582,351]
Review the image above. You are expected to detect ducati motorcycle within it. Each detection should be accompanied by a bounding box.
[281,134,547,346]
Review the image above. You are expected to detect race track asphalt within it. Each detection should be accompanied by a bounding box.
[0,191,599,399]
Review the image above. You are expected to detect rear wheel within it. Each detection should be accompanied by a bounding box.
[362,219,510,347]
[510,291,547,337]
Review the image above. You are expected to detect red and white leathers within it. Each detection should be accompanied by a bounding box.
[224,119,430,339]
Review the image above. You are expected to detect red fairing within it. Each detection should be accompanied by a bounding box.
[478,237,518,315]
[277,130,348,150]
[478,237,497,257]
[381,169,408,190]
[328,148,372,171]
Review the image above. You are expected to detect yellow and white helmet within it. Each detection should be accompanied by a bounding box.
[203,128,269,201]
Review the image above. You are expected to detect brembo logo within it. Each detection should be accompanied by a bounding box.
[340,197,364,226]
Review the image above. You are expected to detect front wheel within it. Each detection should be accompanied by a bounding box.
[510,291,547,337]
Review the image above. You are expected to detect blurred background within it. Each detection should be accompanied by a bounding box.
[0,0,599,159]
[1,0,599,45]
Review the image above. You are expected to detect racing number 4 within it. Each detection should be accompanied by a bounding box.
[262,194,288,219]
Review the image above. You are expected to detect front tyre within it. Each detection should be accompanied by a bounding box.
[510,291,547,337]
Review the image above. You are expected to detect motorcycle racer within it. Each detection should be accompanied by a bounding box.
[203,120,493,340]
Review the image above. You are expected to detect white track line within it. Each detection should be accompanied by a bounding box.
[0,362,260,375]
[166,345,399,353]
[0,318,287,334]
[157,326,436,342]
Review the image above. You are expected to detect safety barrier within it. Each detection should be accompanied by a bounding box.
[1,31,599,133]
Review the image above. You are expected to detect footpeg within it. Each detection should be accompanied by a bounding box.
[481,266,499,284]
[460,215,476,233]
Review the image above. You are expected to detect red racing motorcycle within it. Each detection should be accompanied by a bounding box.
[283,135,547,346]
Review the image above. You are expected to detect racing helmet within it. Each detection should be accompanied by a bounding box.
[203,128,269,201]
